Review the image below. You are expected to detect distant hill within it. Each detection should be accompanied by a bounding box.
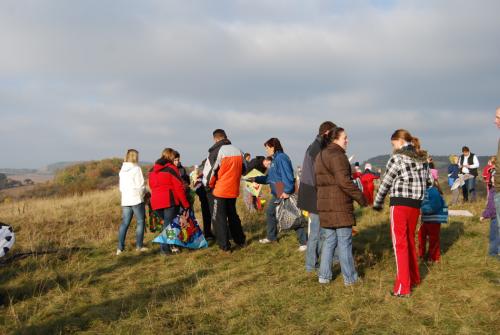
[43,160,153,173]
[0,168,38,175]
[43,161,83,174]
[362,155,491,171]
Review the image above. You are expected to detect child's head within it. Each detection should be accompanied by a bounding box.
[490,156,497,166]
[263,156,273,169]
[449,155,458,164]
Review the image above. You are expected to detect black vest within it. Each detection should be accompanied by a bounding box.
[459,153,478,176]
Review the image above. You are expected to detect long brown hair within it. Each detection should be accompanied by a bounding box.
[264,138,284,153]
[391,129,425,156]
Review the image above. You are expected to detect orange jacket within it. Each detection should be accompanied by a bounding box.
[202,139,244,198]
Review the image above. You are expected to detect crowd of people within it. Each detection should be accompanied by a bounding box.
[115,107,500,298]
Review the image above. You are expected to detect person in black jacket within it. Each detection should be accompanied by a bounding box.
[243,155,267,211]
[459,146,480,202]
[297,121,337,272]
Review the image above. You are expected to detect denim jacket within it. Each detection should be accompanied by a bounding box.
[255,151,295,197]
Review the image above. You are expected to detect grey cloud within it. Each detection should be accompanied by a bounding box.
[0,0,499,168]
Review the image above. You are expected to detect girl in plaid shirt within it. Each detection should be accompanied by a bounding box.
[373,129,431,297]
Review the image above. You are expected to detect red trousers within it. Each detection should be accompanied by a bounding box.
[418,223,441,262]
[390,206,421,295]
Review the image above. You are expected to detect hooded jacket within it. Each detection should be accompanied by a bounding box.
[119,162,146,207]
[374,145,431,209]
[297,136,322,213]
[421,186,448,224]
[314,143,367,228]
[202,138,245,198]
[148,159,190,210]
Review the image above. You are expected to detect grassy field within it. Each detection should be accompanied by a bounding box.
[0,188,499,334]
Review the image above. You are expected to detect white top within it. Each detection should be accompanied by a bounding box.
[459,154,480,174]
[119,162,146,206]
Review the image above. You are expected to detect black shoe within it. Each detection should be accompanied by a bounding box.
[390,291,411,298]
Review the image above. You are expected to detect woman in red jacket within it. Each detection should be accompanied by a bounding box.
[149,148,190,254]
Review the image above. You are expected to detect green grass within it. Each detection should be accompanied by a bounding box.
[0,189,499,334]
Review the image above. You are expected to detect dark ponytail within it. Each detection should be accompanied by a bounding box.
[320,127,344,149]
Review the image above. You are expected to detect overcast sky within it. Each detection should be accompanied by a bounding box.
[1,0,499,169]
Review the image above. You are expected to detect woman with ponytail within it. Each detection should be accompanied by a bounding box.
[315,127,367,285]
[373,129,431,297]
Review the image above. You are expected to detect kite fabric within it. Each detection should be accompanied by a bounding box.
[243,169,265,197]
[0,223,15,258]
[450,174,474,191]
[153,210,208,249]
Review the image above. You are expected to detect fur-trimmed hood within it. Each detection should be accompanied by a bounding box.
[393,145,428,162]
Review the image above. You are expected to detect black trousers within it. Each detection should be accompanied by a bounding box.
[212,196,246,250]
[196,187,214,238]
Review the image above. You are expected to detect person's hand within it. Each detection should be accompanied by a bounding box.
[479,216,485,222]
[246,177,256,182]
[280,193,290,199]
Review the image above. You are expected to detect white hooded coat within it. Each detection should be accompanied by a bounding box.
[119,162,146,206]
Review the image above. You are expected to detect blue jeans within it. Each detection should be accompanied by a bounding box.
[156,206,178,254]
[306,213,321,272]
[267,195,307,245]
[493,192,500,256]
[319,227,358,285]
[118,203,145,251]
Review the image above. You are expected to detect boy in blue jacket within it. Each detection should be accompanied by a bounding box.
[418,180,448,262]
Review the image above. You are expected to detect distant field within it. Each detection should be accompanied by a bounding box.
[8,173,53,183]
[0,186,498,334]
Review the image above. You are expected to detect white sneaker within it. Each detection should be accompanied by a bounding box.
[116,249,123,256]
[259,238,273,244]
[137,247,148,252]
[319,278,330,284]
[171,246,180,253]
[298,245,307,252]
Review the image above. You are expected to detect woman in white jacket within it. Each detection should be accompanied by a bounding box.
[117,149,147,255]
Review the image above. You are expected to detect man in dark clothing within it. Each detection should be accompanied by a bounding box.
[459,146,480,202]
[202,129,246,251]
[192,160,215,239]
[297,121,336,272]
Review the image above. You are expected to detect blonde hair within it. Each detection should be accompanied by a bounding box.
[490,156,496,165]
[125,149,139,164]
[161,148,176,162]
[449,155,459,164]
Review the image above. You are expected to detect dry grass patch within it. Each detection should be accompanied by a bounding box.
[0,189,498,334]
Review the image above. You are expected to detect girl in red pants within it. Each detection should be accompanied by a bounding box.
[419,180,448,262]
[373,129,431,298]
